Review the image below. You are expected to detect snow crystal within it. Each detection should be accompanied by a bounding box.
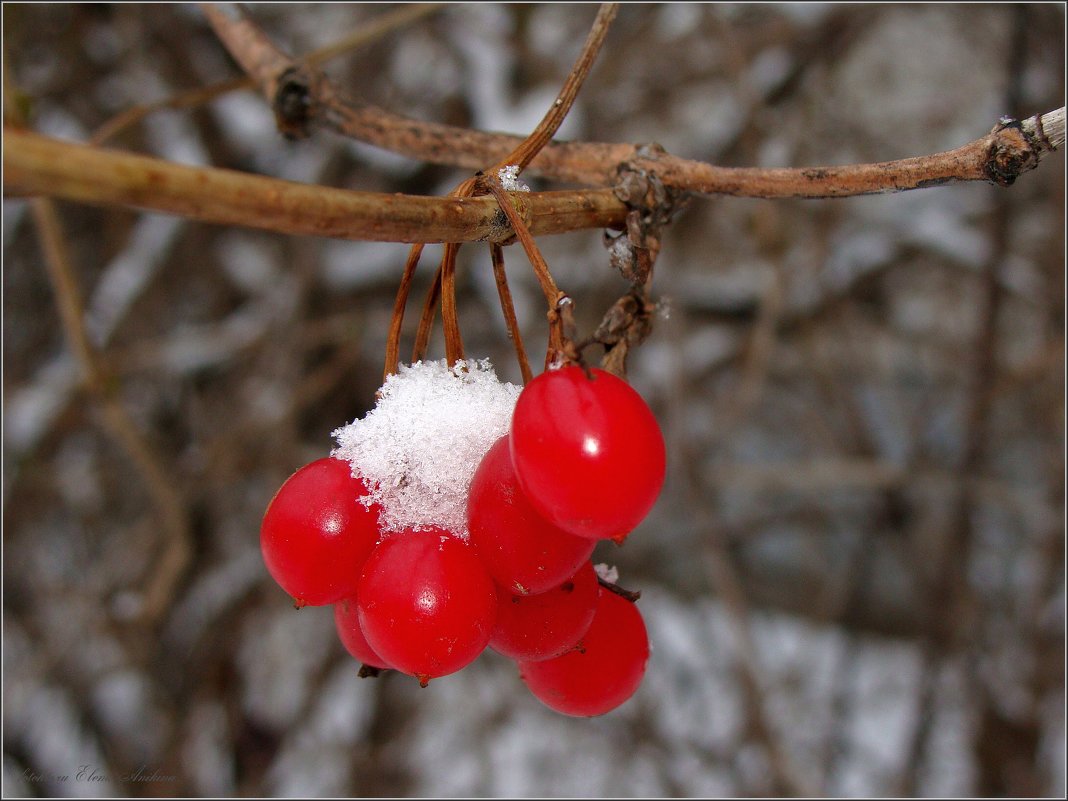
[498,165,530,193]
[331,359,521,537]
[594,563,619,584]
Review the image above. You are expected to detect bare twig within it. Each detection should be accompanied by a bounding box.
[383,243,426,382]
[6,52,193,628]
[489,243,533,384]
[439,242,464,365]
[8,101,1062,248]
[303,4,444,68]
[900,12,1029,790]
[90,76,248,147]
[198,3,290,97]
[29,198,192,628]
[93,5,443,146]
[1020,107,1066,155]
[481,175,572,367]
[488,3,618,174]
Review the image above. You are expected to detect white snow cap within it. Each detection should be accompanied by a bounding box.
[331,359,521,538]
[498,164,530,192]
[594,563,619,585]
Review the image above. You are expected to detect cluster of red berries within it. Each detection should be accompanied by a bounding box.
[260,365,665,717]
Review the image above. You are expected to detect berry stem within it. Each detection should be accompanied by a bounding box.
[411,264,442,364]
[377,0,616,377]
[440,241,465,365]
[479,175,578,368]
[596,576,642,603]
[489,243,533,384]
[384,242,426,381]
[483,3,618,175]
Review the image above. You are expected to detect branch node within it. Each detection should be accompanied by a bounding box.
[610,148,690,280]
[984,117,1040,187]
[273,65,316,140]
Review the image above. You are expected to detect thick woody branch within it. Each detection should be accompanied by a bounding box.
[646,107,1065,196]
[3,129,628,243]
[202,5,1063,198]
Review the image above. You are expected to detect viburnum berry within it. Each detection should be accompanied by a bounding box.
[510,365,666,542]
[334,597,391,670]
[490,560,599,662]
[260,457,381,607]
[468,434,596,595]
[357,527,497,685]
[518,587,649,717]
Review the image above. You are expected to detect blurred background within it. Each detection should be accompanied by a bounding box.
[3,3,1064,797]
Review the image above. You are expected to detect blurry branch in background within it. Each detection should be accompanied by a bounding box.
[89,3,444,146]
[901,12,1048,792]
[4,59,192,630]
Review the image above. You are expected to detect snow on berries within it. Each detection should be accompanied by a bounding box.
[331,358,521,538]
[258,357,664,716]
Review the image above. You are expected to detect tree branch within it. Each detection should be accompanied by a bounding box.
[201,5,1063,198]
[2,129,629,243]
[5,5,1062,250]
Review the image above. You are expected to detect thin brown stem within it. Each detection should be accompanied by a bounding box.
[29,198,192,628]
[93,5,443,146]
[303,4,444,68]
[383,243,426,382]
[6,49,192,629]
[481,176,574,367]
[91,76,246,146]
[490,3,617,174]
[379,1,612,375]
[439,242,465,366]
[596,576,641,602]
[481,179,560,305]
[489,244,533,384]
[412,265,443,364]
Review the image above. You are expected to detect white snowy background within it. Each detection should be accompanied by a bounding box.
[3,4,1064,797]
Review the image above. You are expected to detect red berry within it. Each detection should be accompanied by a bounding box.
[518,587,649,717]
[334,597,391,669]
[260,457,381,606]
[357,527,497,684]
[490,561,599,662]
[468,435,596,595]
[510,366,665,542]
